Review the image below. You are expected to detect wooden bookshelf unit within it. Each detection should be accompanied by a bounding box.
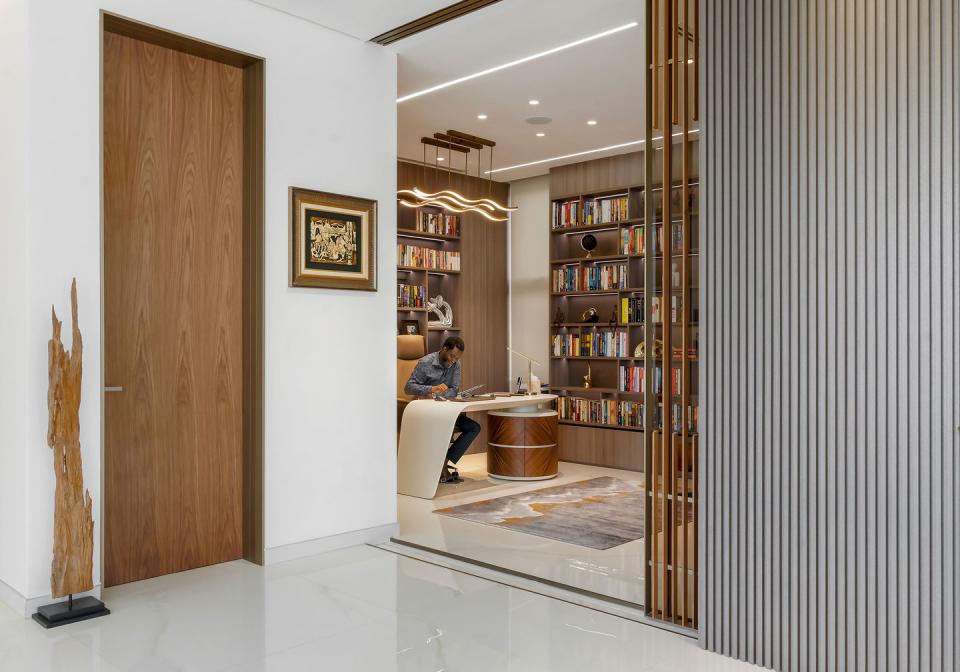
[547,149,699,477]
[396,203,462,352]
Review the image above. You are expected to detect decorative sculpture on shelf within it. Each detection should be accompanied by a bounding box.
[583,363,593,389]
[633,339,664,359]
[426,294,454,329]
[580,307,599,323]
[34,280,109,628]
[580,233,598,258]
[608,307,618,327]
[553,307,566,327]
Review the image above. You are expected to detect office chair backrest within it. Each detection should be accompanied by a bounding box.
[397,335,426,400]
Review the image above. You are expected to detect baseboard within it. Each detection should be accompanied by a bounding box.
[0,579,102,618]
[264,522,399,565]
[0,578,27,617]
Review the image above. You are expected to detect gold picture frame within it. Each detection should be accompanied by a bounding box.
[289,187,377,290]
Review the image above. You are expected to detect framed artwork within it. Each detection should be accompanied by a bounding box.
[289,187,377,290]
[400,319,421,336]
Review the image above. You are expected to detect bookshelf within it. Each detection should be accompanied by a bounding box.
[547,150,699,477]
[396,204,462,352]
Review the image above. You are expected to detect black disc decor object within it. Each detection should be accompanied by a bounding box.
[580,307,600,323]
[580,233,598,258]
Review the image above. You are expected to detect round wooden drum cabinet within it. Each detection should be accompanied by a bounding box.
[487,409,559,480]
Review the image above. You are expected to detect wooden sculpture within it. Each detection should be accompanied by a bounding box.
[47,280,93,598]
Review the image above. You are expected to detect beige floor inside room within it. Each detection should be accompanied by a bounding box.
[394,453,645,606]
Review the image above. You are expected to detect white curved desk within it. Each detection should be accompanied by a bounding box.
[397,394,558,499]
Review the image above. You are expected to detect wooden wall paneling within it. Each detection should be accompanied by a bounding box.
[556,425,644,471]
[549,152,644,199]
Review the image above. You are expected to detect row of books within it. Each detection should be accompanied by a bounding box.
[558,398,698,432]
[552,263,628,292]
[618,296,684,323]
[620,224,687,255]
[397,244,461,271]
[619,365,645,392]
[415,211,459,237]
[668,404,699,433]
[397,283,425,308]
[552,196,631,229]
[558,397,643,429]
[583,196,629,226]
[552,331,629,358]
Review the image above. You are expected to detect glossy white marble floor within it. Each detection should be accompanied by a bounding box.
[0,544,760,672]
[396,454,646,605]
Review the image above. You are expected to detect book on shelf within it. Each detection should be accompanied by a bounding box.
[621,225,645,255]
[670,403,699,433]
[672,345,698,359]
[618,364,645,392]
[583,195,629,226]
[551,331,628,358]
[620,296,645,323]
[652,402,699,433]
[396,283,425,308]
[415,211,459,237]
[558,396,643,429]
[552,199,580,229]
[552,262,628,292]
[654,223,685,254]
[397,244,461,271]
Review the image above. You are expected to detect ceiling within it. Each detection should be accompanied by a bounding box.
[249,0,455,40]
[393,0,645,181]
[251,0,645,182]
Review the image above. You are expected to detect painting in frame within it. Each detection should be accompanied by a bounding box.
[289,187,377,290]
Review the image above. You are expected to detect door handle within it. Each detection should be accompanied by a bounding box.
[104,386,124,393]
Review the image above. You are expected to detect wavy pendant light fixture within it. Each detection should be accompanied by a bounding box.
[399,130,517,222]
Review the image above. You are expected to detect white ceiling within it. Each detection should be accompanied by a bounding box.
[393,0,645,181]
[251,0,645,182]
[249,0,454,40]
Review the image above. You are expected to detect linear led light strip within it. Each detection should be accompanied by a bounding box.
[396,22,639,103]
[485,131,699,174]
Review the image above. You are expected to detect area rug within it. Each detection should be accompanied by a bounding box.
[433,476,644,550]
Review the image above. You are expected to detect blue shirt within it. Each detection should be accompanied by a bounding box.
[404,351,461,399]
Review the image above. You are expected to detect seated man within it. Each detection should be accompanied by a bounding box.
[403,336,481,484]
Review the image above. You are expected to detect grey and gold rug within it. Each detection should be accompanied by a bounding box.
[433,476,644,550]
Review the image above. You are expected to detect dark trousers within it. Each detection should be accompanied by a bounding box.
[447,413,481,465]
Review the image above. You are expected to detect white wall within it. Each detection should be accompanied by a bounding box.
[3,0,397,609]
[508,175,550,384]
[0,0,31,600]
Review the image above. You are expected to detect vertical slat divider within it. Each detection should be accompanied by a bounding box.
[652,430,660,615]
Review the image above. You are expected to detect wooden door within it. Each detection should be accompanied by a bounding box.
[103,32,244,586]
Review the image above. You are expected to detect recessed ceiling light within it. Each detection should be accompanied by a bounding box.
[687,58,694,64]
[477,114,487,120]
[396,22,640,103]
[587,120,598,126]
[536,132,545,137]
[437,156,445,161]
[529,99,540,106]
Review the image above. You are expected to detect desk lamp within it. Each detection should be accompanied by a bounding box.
[507,347,542,395]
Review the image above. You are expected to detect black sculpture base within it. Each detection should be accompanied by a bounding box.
[32,595,110,628]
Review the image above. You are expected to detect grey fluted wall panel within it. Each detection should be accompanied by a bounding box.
[700,1,958,670]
